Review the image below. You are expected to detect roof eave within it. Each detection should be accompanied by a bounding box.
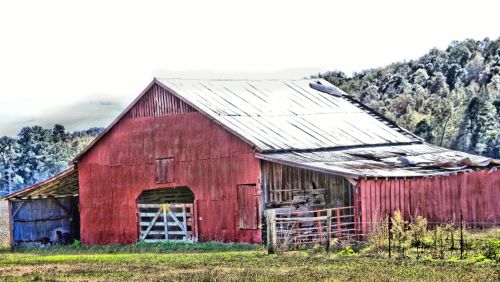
[1,166,76,200]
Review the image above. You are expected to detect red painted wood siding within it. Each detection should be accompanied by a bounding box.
[78,84,261,245]
[124,84,196,119]
[359,169,500,234]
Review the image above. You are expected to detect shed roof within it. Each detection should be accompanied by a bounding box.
[256,143,499,178]
[1,166,78,200]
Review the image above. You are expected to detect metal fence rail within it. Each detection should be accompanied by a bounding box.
[266,206,361,253]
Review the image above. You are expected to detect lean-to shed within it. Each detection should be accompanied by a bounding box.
[3,78,499,246]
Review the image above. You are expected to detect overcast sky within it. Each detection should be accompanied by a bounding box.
[0,0,499,136]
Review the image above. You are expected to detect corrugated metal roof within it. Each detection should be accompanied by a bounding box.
[156,78,420,152]
[256,144,499,178]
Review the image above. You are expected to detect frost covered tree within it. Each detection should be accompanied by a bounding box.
[0,125,102,194]
[0,137,24,195]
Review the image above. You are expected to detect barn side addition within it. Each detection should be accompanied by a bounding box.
[260,161,360,251]
[6,167,80,247]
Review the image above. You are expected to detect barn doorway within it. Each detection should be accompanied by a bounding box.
[136,187,197,242]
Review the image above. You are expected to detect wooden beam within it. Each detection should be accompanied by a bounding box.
[13,216,70,222]
[140,207,162,240]
[8,201,14,248]
[11,201,25,219]
[163,204,169,241]
[167,210,186,233]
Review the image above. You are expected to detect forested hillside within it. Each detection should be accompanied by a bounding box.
[0,125,102,195]
[1,38,499,195]
[319,38,500,159]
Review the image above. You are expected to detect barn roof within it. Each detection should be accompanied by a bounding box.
[155,78,420,152]
[71,77,498,178]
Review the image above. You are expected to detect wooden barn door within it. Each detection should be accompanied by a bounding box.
[237,184,259,230]
[138,203,197,242]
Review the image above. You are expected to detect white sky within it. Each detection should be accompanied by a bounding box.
[0,0,499,136]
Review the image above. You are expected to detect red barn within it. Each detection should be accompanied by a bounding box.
[3,78,499,247]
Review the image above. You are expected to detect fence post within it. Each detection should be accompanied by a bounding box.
[460,213,464,259]
[388,214,392,258]
[266,209,277,254]
[317,211,323,245]
[326,209,332,251]
[336,209,341,241]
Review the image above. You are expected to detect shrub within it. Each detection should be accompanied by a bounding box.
[483,238,500,262]
[71,240,81,249]
[390,210,409,257]
[408,215,427,258]
[338,246,356,256]
[368,216,389,254]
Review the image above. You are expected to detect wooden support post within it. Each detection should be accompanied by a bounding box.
[388,213,392,258]
[182,205,188,241]
[163,204,169,241]
[295,222,299,250]
[460,213,464,259]
[8,200,14,249]
[336,209,341,241]
[326,209,332,251]
[353,188,360,240]
[266,209,277,254]
[192,202,198,242]
[316,211,322,245]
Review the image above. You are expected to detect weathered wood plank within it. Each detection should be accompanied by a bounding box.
[139,208,162,240]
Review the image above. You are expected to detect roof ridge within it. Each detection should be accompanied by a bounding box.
[155,77,319,82]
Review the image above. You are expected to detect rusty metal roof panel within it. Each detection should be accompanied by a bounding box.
[256,144,497,178]
[157,78,420,152]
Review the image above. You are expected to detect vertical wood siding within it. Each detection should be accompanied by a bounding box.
[10,197,80,247]
[124,84,196,119]
[78,84,261,245]
[359,169,500,234]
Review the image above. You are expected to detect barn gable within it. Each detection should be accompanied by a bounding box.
[124,83,196,119]
[74,80,201,161]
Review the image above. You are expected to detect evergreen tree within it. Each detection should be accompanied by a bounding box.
[414,120,434,143]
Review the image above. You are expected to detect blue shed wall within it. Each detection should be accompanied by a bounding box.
[10,197,79,247]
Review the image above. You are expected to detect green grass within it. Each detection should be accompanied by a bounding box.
[8,241,263,255]
[0,246,498,281]
[0,205,498,281]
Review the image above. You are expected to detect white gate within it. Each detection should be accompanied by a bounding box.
[138,203,197,242]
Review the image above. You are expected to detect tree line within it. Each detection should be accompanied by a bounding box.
[1,38,498,195]
[0,125,102,195]
[318,37,500,159]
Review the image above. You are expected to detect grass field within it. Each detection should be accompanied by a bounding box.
[0,200,8,248]
[0,204,498,281]
[0,245,498,281]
